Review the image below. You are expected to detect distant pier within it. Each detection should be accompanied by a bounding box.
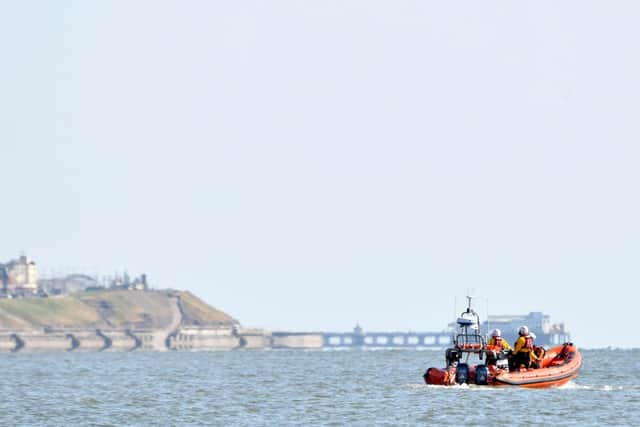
[274,317,571,349]
[322,325,451,348]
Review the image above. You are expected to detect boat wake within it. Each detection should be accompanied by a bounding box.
[557,382,626,391]
[410,381,630,392]
[406,383,505,391]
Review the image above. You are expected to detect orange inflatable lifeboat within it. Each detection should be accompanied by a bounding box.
[422,297,581,388]
[424,343,581,388]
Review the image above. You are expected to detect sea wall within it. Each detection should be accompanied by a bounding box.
[100,330,138,351]
[72,330,108,351]
[271,332,324,349]
[131,330,157,351]
[19,331,74,352]
[0,327,278,352]
[238,328,271,349]
[0,333,19,351]
[168,327,240,350]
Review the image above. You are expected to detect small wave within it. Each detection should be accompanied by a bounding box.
[404,383,429,389]
[410,381,627,392]
[602,385,624,391]
[78,397,100,406]
[556,382,587,390]
[407,383,505,391]
[402,383,469,389]
[322,347,443,352]
[426,383,469,389]
[556,382,625,391]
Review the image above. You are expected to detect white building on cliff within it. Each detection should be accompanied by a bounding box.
[0,254,39,296]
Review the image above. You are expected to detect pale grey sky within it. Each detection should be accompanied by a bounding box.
[1,1,639,348]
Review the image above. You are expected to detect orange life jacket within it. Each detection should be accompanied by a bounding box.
[524,335,533,350]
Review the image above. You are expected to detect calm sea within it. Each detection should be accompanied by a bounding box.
[0,349,638,426]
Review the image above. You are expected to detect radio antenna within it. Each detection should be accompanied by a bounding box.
[486,297,490,337]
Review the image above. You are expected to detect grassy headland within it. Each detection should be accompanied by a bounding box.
[0,290,236,330]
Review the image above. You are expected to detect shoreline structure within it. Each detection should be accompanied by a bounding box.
[0,289,320,352]
[0,254,322,351]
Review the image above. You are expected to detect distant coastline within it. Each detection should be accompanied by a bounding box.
[0,254,321,352]
[0,289,277,352]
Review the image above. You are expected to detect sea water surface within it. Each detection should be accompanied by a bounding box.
[0,349,638,426]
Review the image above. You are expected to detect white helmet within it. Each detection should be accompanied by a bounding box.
[519,325,529,336]
[491,328,502,337]
[530,332,536,340]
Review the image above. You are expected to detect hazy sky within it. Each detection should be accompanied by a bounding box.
[1,1,639,348]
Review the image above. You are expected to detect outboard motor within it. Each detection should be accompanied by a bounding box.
[475,365,489,385]
[446,348,460,367]
[455,363,469,384]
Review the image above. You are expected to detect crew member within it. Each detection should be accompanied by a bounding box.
[529,333,545,368]
[488,328,512,351]
[512,326,536,370]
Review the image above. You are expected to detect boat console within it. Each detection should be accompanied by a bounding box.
[446,296,486,367]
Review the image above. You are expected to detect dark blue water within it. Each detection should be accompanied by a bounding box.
[0,349,638,426]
